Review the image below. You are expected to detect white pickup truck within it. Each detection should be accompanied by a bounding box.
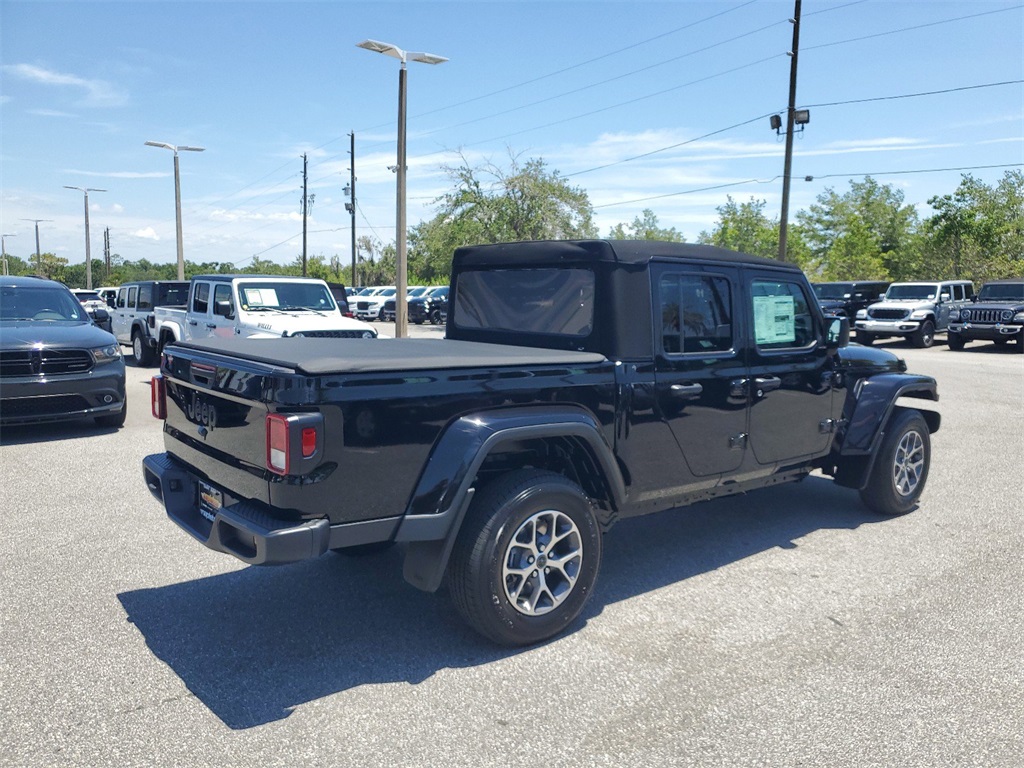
[151,275,378,364]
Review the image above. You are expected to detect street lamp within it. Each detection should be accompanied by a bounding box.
[1,233,15,276]
[64,186,105,289]
[145,141,205,280]
[356,38,447,337]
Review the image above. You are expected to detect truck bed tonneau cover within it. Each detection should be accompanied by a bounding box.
[168,337,608,375]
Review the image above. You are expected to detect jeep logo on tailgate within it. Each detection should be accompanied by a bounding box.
[186,390,217,429]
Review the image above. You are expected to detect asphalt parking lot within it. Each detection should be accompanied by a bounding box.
[1,333,1021,767]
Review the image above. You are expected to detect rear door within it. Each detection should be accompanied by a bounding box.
[744,270,834,465]
[652,262,748,479]
[112,286,131,342]
[186,280,214,341]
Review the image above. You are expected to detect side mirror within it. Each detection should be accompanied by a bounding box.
[106,297,116,308]
[939,293,950,303]
[214,300,233,318]
[93,308,110,322]
[826,315,850,349]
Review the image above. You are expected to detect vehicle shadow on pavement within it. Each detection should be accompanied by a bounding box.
[0,419,122,445]
[117,476,883,730]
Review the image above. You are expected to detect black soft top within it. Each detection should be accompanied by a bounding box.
[453,239,799,271]
[171,337,606,376]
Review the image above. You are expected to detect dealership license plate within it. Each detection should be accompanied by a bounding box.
[198,482,222,523]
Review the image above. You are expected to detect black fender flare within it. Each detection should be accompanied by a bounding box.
[832,373,940,489]
[131,319,155,347]
[396,405,624,592]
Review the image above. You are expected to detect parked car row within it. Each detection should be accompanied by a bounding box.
[351,285,449,324]
[814,278,1023,352]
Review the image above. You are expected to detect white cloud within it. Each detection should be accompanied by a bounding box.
[29,108,77,118]
[63,169,170,179]
[2,63,126,107]
[134,227,160,241]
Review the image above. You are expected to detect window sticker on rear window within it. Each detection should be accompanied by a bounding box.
[753,295,796,345]
[242,288,280,308]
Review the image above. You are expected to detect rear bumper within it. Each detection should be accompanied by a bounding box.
[142,452,399,565]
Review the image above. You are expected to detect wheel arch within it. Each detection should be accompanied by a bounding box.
[397,406,624,593]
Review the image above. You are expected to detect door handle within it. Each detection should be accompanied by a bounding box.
[188,320,198,326]
[754,376,782,397]
[206,323,217,329]
[670,383,703,398]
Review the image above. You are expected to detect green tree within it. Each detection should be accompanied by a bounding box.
[607,209,684,241]
[408,151,597,283]
[796,177,920,280]
[923,171,1024,283]
[696,196,810,266]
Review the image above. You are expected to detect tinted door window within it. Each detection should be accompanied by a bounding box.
[751,280,815,350]
[192,283,210,314]
[116,287,127,309]
[659,274,733,354]
[127,286,138,310]
[137,284,153,310]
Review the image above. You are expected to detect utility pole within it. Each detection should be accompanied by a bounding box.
[104,228,111,280]
[1,233,15,275]
[65,186,105,289]
[346,132,357,288]
[20,219,52,274]
[777,0,802,261]
[301,153,308,276]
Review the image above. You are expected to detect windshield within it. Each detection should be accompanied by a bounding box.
[978,283,1024,301]
[237,281,337,312]
[813,283,852,300]
[885,284,938,301]
[1,284,87,322]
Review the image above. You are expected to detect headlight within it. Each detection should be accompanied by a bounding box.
[856,309,868,319]
[362,330,376,339]
[949,309,961,320]
[910,310,930,319]
[292,332,305,338]
[1014,312,1024,323]
[92,344,122,364]
[1001,310,1014,321]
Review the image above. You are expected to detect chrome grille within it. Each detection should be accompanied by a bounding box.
[0,349,94,378]
[869,308,909,320]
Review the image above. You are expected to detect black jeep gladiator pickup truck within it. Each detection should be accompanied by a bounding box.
[143,240,940,645]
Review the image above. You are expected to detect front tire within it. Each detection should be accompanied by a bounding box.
[447,469,602,646]
[859,409,930,516]
[856,331,875,345]
[947,332,966,350]
[429,308,442,325]
[911,320,935,348]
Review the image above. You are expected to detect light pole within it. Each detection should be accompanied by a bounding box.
[356,39,447,338]
[20,219,51,274]
[64,186,105,289]
[1,233,15,275]
[145,141,205,280]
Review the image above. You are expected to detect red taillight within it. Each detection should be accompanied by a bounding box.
[301,427,317,458]
[151,375,166,419]
[266,413,290,475]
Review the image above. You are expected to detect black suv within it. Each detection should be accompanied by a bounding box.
[408,285,449,324]
[0,276,127,428]
[947,278,1024,351]
[813,281,889,318]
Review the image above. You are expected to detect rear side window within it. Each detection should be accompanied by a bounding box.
[454,268,595,337]
[137,284,153,310]
[659,274,733,354]
[127,286,138,309]
[192,283,210,314]
[751,279,815,350]
[156,283,190,306]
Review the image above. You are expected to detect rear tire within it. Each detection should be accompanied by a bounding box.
[132,331,155,366]
[447,469,601,646]
[860,409,930,516]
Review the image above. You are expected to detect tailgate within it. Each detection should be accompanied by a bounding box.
[161,349,280,504]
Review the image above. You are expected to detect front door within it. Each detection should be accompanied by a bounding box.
[744,271,834,465]
[652,263,748,480]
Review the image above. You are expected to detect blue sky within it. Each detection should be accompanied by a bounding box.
[2,0,1022,275]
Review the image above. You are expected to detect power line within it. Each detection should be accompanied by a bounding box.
[802,79,1024,109]
[806,162,1024,181]
[803,5,1024,53]
[593,178,780,209]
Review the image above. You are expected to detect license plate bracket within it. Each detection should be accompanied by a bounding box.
[198,481,223,523]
